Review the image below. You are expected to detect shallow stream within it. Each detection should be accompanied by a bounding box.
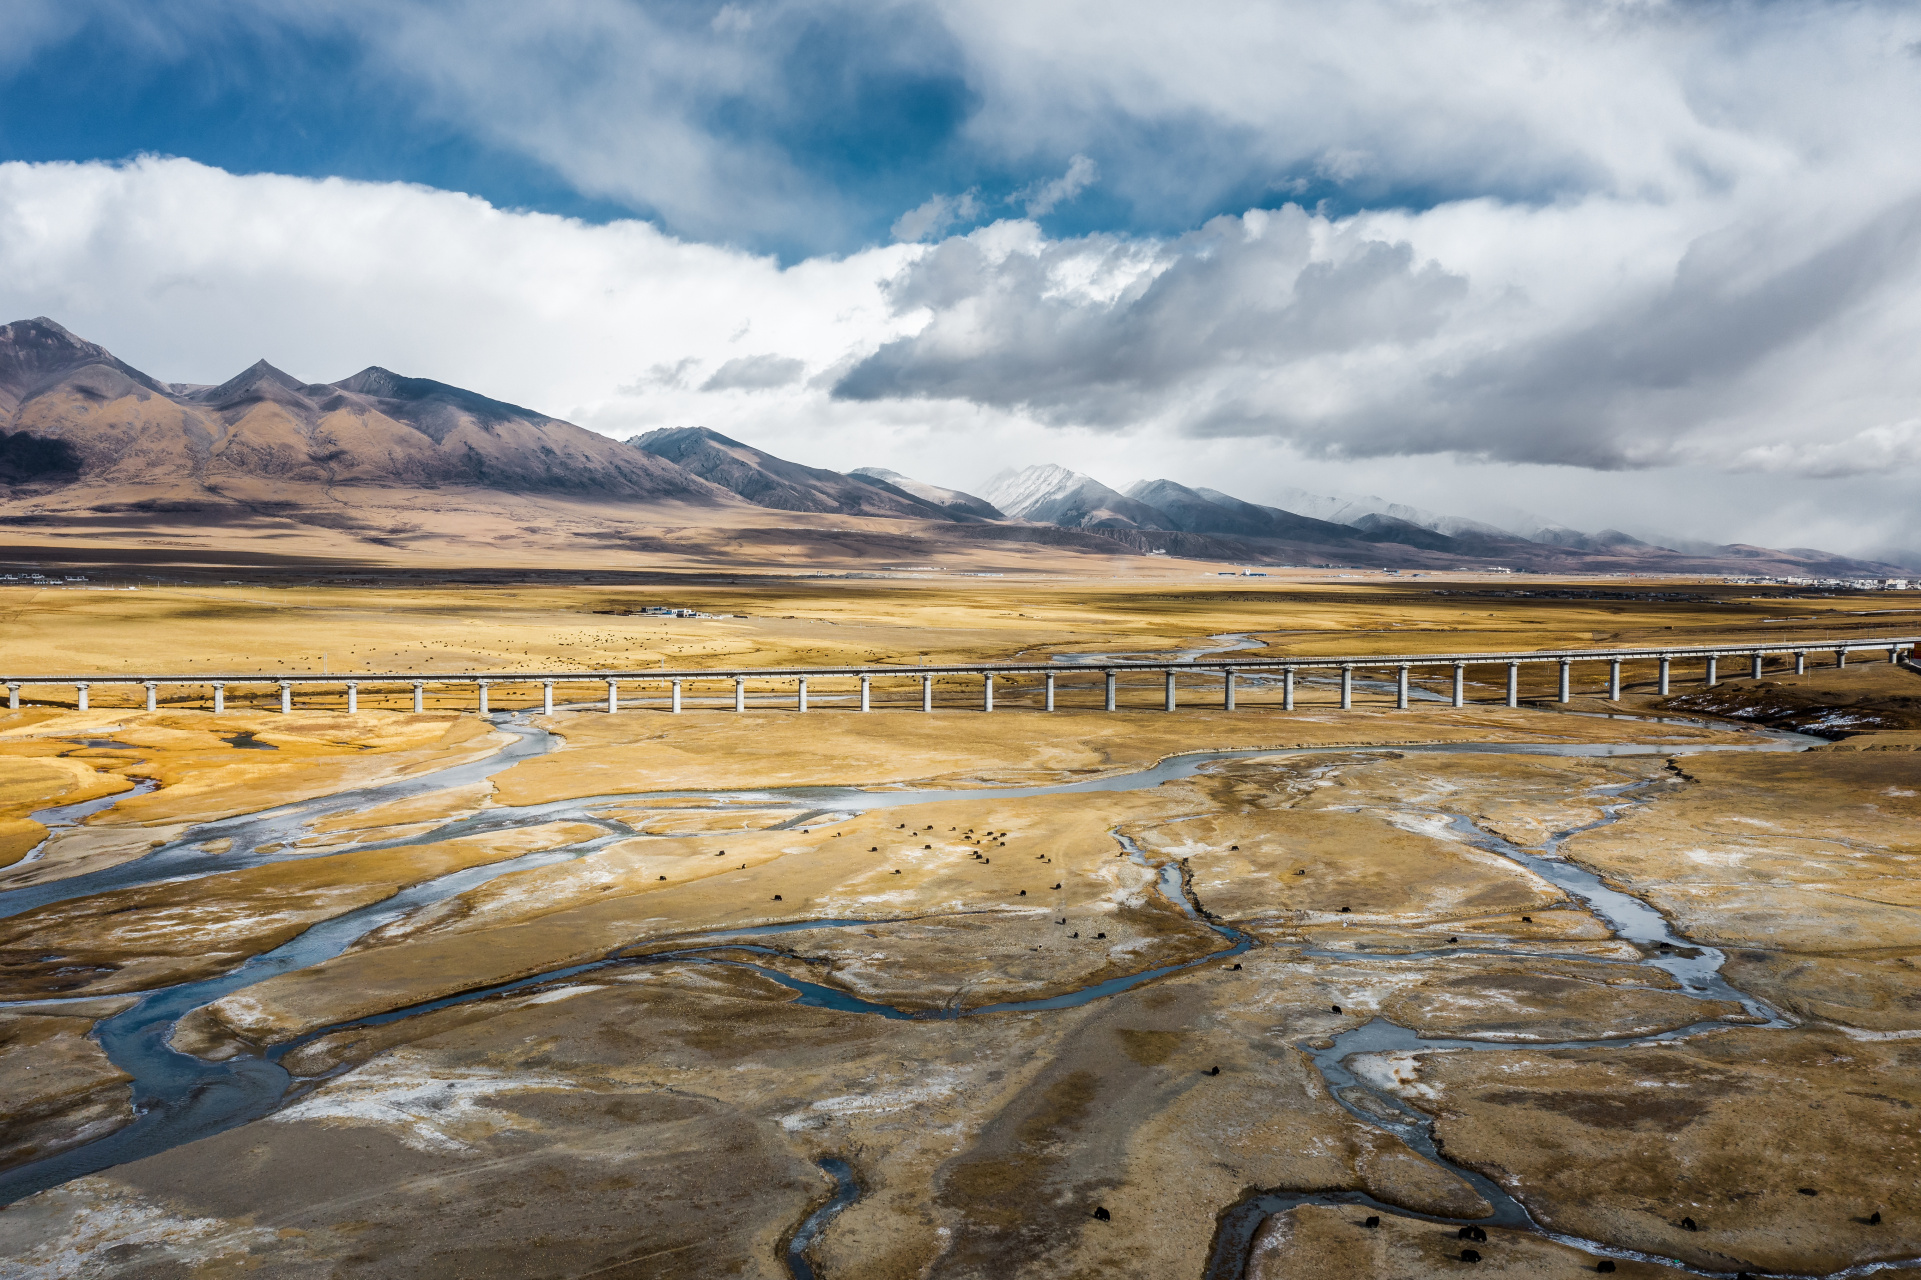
[0,682,1895,1278]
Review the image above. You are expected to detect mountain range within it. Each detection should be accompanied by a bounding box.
[0,317,1903,578]
[971,465,1899,577]
[0,317,714,507]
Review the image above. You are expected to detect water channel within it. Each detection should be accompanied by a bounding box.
[0,660,1903,1278]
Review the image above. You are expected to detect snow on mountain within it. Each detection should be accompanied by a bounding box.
[850,467,1003,519]
[1259,486,1514,539]
[1127,480,1363,544]
[981,465,1171,529]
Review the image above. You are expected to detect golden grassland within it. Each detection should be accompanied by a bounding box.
[0,579,1918,1277]
[0,576,1911,870]
[0,575,1912,694]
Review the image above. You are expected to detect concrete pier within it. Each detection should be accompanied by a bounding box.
[670,679,682,714]
[1706,656,1718,687]
[1452,662,1465,708]
[1658,656,1671,696]
[1223,669,1236,711]
[798,677,808,712]
[346,682,358,714]
[478,681,491,715]
[1795,652,1807,674]
[1282,667,1295,711]
[605,680,618,714]
[1044,672,1055,712]
[1836,647,1848,669]
[542,681,553,715]
[413,682,425,713]
[1557,659,1571,703]
[1607,660,1621,701]
[1340,665,1353,710]
[1164,670,1177,712]
[277,682,291,713]
[984,673,994,713]
[1395,664,1410,710]
[735,677,746,713]
[5,684,16,711]
[860,674,871,712]
[1104,670,1117,712]
[76,682,88,711]
[1506,662,1518,708]
[143,681,157,712]
[1751,653,1764,679]
[921,674,932,712]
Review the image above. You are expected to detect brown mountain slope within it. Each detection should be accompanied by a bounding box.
[0,318,733,507]
[632,425,980,520]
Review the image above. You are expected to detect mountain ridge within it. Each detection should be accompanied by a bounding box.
[980,462,1907,578]
[630,426,984,521]
[0,317,732,505]
[850,467,1003,520]
[0,318,1904,578]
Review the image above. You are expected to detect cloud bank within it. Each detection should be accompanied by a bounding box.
[835,194,1921,475]
[13,1,1916,253]
[1,3,1920,560]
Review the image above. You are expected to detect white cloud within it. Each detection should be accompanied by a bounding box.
[3,155,1921,563]
[0,154,920,441]
[1015,154,1097,217]
[711,4,755,35]
[891,190,983,243]
[700,352,807,391]
[837,191,1921,478]
[1732,422,1921,479]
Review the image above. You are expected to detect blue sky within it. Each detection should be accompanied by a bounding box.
[0,0,1586,258]
[0,13,635,226]
[4,1,1921,561]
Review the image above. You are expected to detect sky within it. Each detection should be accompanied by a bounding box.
[3,0,1921,564]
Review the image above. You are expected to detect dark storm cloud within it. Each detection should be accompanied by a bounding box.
[837,209,1468,422]
[833,187,1921,473]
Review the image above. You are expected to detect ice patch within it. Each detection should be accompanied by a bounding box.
[0,1184,274,1279]
[519,984,604,1005]
[270,1056,569,1153]
[1683,847,1748,867]
[1378,811,1466,843]
[779,1077,960,1130]
[1349,1049,1442,1100]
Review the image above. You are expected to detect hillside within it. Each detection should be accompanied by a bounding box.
[630,426,971,520]
[975,463,1908,579]
[0,318,731,508]
[850,467,1002,520]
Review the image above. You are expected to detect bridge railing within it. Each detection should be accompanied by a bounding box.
[3,635,1915,715]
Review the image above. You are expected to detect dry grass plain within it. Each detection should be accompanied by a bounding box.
[0,577,1915,1278]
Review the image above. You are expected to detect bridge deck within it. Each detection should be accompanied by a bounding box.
[3,635,1915,688]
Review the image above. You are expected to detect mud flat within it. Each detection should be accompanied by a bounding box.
[0,1009,134,1171]
[0,645,1914,1277]
[1367,1028,1921,1275]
